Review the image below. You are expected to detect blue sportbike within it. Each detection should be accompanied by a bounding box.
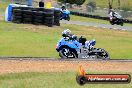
[56,36,110,60]
[60,9,70,21]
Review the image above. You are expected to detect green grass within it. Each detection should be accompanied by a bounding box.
[71,15,109,24]
[85,0,132,10]
[0,21,62,57]
[0,72,131,88]
[0,20,132,59]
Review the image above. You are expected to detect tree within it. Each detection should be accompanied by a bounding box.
[108,0,113,9]
[108,0,121,9]
[58,0,86,5]
[117,0,121,9]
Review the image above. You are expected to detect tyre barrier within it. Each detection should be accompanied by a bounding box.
[70,11,132,23]
[12,9,23,23]
[54,10,61,26]
[32,11,44,24]
[22,10,32,24]
[12,7,61,27]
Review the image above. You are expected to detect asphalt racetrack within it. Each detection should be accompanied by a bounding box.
[61,20,132,31]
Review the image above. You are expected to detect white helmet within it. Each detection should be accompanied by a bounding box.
[62,29,71,37]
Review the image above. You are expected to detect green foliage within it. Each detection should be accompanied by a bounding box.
[85,0,132,11]
[57,0,86,5]
[87,1,96,9]
[86,1,96,12]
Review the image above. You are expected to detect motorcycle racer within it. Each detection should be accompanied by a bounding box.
[109,9,123,26]
[62,29,94,49]
[56,29,110,59]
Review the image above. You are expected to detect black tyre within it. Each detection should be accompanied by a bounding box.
[54,22,60,26]
[110,21,114,25]
[54,14,60,18]
[43,8,54,12]
[54,16,60,19]
[44,21,54,26]
[12,9,22,13]
[23,18,32,23]
[46,23,54,27]
[23,21,32,24]
[32,8,39,11]
[54,19,60,22]
[23,14,32,18]
[54,10,61,15]
[38,8,45,11]
[44,17,54,23]
[12,15,22,19]
[45,16,54,19]
[59,47,77,59]
[34,16,44,20]
[45,17,54,21]
[23,18,32,21]
[34,19,43,23]
[54,10,61,13]
[44,12,54,17]
[54,19,60,26]
[33,11,44,16]
[44,19,54,23]
[13,12,22,16]
[54,18,60,21]
[22,10,32,15]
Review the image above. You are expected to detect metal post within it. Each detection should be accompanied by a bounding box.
[28,0,32,6]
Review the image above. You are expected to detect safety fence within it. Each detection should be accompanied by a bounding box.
[12,7,60,27]
[70,11,132,23]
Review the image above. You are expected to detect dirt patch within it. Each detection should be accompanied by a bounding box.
[0,59,132,74]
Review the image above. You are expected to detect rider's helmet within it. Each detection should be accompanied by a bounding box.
[61,4,66,10]
[62,29,71,37]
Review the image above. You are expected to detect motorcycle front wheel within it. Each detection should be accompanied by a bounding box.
[109,20,114,25]
[59,48,77,59]
[67,15,70,21]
